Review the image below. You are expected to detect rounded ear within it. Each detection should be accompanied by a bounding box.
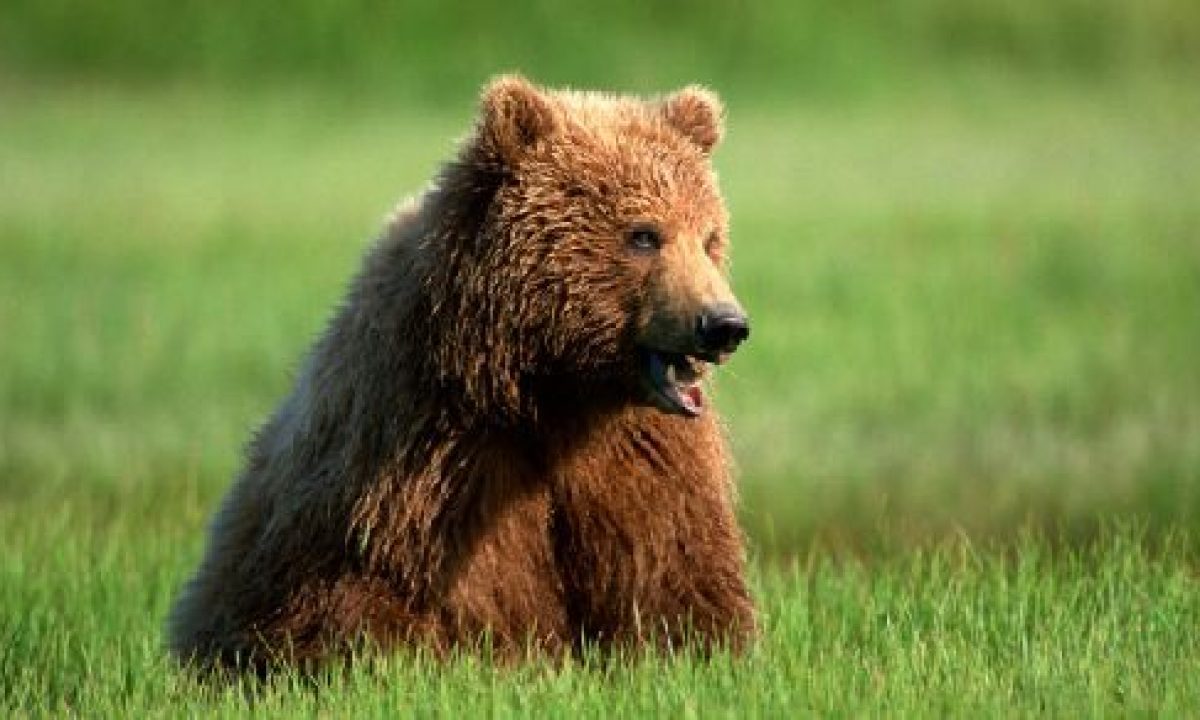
[660,86,724,154]
[478,74,557,167]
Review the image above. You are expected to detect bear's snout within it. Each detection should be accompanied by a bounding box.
[695,303,750,356]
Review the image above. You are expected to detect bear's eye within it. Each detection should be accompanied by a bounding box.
[704,231,723,261]
[626,224,663,253]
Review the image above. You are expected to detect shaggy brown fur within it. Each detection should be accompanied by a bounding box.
[167,75,755,672]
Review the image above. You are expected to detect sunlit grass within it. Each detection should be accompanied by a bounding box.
[3,519,1197,715]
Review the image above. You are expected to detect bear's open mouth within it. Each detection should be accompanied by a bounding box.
[638,349,711,417]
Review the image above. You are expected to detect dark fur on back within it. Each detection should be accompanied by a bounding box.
[167,75,755,671]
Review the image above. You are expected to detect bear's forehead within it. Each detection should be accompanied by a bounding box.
[543,96,718,190]
[551,91,681,145]
[541,140,721,226]
[503,89,726,231]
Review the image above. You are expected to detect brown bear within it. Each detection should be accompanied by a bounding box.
[167,74,755,672]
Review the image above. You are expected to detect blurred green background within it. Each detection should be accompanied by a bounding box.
[2,1,1199,559]
[3,0,1200,98]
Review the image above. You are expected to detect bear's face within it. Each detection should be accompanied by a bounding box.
[464,76,749,419]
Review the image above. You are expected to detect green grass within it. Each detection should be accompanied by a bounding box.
[4,527,1197,716]
[2,76,1199,713]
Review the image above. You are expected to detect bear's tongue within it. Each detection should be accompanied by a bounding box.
[678,381,705,415]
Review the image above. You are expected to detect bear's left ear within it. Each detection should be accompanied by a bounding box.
[478,74,558,167]
[660,86,724,155]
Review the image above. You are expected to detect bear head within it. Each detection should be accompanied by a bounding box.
[424,75,749,425]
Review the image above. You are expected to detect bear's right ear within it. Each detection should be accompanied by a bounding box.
[660,86,724,155]
[478,75,557,167]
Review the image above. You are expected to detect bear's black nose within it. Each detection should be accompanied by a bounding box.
[696,303,750,355]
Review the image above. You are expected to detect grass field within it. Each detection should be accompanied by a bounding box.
[2,76,1199,714]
